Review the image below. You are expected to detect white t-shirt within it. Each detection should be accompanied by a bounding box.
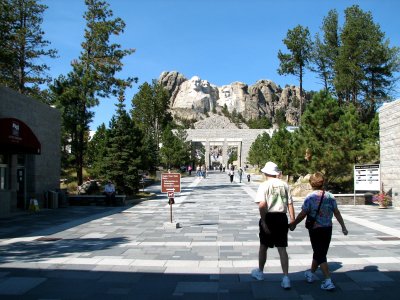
[254,177,293,213]
[104,183,115,193]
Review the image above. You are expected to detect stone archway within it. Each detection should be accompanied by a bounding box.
[186,129,274,168]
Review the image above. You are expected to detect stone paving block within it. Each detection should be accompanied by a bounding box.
[0,276,46,295]
[347,271,394,282]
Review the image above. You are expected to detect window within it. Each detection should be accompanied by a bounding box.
[0,165,7,190]
[0,154,9,190]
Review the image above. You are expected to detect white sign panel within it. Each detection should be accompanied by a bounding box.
[354,164,380,191]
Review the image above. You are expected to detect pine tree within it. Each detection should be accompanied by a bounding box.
[335,5,399,118]
[293,91,370,187]
[131,80,172,169]
[159,126,190,169]
[247,132,271,168]
[0,0,57,100]
[277,25,313,120]
[52,0,135,184]
[104,94,142,195]
[268,128,295,176]
[87,123,108,179]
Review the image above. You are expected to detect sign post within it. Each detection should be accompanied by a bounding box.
[161,173,181,227]
[354,164,380,205]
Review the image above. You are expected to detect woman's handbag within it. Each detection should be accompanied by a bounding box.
[305,191,325,229]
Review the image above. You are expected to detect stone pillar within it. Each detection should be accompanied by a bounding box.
[222,139,228,168]
[205,140,210,168]
[238,141,242,167]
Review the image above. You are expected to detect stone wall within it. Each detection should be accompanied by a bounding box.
[0,86,61,210]
[379,100,400,208]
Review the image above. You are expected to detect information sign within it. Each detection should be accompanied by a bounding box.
[354,164,380,191]
[161,173,181,193]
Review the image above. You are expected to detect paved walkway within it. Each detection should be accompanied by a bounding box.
[0,171,400,299]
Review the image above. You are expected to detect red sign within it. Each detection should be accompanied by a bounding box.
[161,173,181,193]
[168,191,174,198]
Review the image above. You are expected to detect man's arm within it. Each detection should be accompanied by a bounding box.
[288,202,295,223]
[258,201,270,234]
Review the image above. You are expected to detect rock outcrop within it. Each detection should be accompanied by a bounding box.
[158,71,308,127]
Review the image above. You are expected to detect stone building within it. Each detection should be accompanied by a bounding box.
[0,86,61,216]
[379,99,400,208]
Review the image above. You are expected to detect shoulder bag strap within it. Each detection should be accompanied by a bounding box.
[313,190,325,218]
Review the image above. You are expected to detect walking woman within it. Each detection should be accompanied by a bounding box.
[289,172,348,291]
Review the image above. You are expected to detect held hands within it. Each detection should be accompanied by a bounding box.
[289,222,296,231]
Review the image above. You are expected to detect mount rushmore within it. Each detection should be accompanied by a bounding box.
[158,71,309,127]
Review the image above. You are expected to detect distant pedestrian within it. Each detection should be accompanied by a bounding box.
[289,172,348,291]
[229,169,234,183]
[247,174,251,183]
[238,167,243,183]
[196,165,201,177]
[251,161,296,290]
[188,165,192,176]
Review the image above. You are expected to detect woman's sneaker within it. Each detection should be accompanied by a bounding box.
[281,275,291,289]
[304,270,317,283]
[321,278,335,290]
[251,268,264,281]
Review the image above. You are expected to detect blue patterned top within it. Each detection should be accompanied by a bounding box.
[302,190,337,228]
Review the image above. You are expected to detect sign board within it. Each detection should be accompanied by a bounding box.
[161,173,181,193]
[167,191,174,198]
[354,164,380,191]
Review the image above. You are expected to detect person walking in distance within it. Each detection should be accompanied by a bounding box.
[251,161,296,290]
[238,167,243,183]
[289,172,348,291]
[228,167,234,183]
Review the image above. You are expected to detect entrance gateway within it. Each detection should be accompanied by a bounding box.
[185,129,275,168]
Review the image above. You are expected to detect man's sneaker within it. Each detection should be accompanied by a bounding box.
[281,275,291,289]
[321,278,335,291]
[304,270,317,283]
[251,268,264,281]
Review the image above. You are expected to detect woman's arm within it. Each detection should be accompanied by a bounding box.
[333,207,348,235]
[289,209,307,231]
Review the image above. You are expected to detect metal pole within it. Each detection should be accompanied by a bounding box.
[170,201,173,223]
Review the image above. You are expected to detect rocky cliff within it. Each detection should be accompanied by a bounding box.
[159,71,308,127]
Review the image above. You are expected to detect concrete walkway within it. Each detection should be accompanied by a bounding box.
[0,171,400,299]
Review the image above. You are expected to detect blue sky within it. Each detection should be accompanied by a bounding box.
[41,0,400,130]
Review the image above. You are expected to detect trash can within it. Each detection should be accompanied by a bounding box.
[47,190,58,209]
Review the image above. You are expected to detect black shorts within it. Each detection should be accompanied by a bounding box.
[259,213,289,248]
[309,226,332,265]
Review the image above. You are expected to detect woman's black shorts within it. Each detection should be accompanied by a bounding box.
[309,226,332,264]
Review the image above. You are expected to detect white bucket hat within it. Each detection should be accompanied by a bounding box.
[260,161,280,176]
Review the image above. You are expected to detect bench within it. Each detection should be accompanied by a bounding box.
[68,194,127,206]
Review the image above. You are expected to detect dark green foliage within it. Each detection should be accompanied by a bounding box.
[159,126,191,169]
[322,5,400,120]
[274,108,287,127]
[268,128,295,176]
[131,80,172,169]
[278,25,313,115]
[247,116,272,129]
[0,0,57,101]
[293,91,377,188]
[87,123,108,178]
[247,132,271,168]
[51,0,134,184]
[103,98,143,195]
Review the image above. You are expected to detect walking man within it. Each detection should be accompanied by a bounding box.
[251,161,296,289]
